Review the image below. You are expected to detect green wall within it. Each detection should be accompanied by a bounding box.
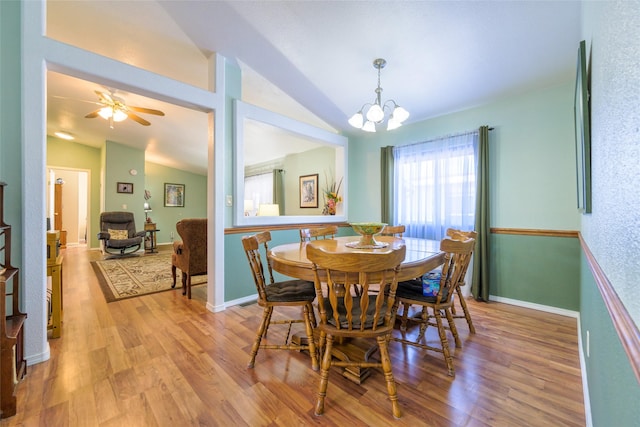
[47,136,102,248]
[144,162,207,245]
[283,146,336,216]
[580,254,640,426]
[0,0,23,267]
[491,234,580,310]
[104,141,147,226]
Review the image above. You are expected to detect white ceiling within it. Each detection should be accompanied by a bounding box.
[46,1,581,176]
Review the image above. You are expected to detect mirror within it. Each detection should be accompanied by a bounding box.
[234,100,348,226]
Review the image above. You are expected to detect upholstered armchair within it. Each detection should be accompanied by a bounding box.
[171,218,207,299]
[97,211,146,256]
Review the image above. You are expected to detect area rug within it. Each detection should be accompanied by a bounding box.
[91,251,206,302]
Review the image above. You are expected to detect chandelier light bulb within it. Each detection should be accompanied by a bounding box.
[348,112,364,129]
[362,121,377,132]
[386,117,402,130]
[349,58,408,132]
[366,104,384,122]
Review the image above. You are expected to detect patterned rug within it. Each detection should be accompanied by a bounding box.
[91,251,206,302]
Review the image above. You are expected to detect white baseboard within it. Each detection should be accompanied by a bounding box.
[224,294,258,309]
[26,345,50,366]
[489,295,579,318]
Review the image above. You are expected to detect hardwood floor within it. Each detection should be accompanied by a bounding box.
[1,245,585,426]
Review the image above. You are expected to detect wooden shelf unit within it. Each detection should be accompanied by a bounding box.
[0,182,27,418]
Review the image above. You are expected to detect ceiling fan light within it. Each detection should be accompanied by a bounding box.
[392,106,410,123]
[348,112,364,128]
[362,121,377,132]
[366,104,384,122]
[112,109,128,122]
[98,106,113,120]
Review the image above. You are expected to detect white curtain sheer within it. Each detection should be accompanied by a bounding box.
[244,172,273,214]
[393,131,478,241]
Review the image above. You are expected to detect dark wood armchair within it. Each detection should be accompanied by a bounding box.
[171,218,207,299]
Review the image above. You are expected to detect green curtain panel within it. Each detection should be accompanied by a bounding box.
[472,126,490,301]
[273,169,285,215]
[380,146,394,224]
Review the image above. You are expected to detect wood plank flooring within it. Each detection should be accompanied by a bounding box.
[1,245,586,426]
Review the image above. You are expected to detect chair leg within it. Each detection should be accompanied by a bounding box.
[181,272,187,295]
[248,306,273,368]
[378,335,402,418]
[417,306,429,341]
[434,308,455,377]
[399,302,410,331]
[455,285,476,333]
[314,334,333,416]
[303,303,319,371]
[186,275,192,299]
[445,307,461,348]
[171,265,177,288]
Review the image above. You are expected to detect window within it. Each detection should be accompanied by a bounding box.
[393,131,478,240]
[244,172,273,215]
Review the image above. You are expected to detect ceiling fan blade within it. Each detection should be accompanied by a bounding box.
[127,112,151,126]
[128,106,165,116]
[95,90,113,105]
[85,109,101,118]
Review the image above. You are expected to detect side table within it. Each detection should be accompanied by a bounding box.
[144,225,160,253]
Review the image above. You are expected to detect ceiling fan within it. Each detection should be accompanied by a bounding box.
[85,90,165,128]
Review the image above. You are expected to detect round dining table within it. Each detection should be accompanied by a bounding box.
[267,235,445,384]
[268,235,445,282]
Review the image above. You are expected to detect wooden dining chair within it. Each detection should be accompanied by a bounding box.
[241,231,319,371]
[299,225,338,242]
[446,228,478,333]
[307,242,407,418]
[381,224,405,238]
[392,236,475,377]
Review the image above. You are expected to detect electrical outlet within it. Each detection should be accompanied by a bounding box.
[170,231,174,239]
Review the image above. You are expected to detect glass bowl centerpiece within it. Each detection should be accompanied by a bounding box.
[347,222,388,249]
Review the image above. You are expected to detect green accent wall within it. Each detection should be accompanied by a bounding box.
[0,0,23,267]
[491,234,580,310]
[283,146,336,216]
[104,141,147,226]
[47,136,102,248]
[144,162,207,245]
[580,253,640,426]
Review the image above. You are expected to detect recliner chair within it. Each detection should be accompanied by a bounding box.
[97,211,146,256]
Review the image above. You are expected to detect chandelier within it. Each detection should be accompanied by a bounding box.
[348,58,410,132]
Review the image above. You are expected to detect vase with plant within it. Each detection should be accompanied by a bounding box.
[322,175,343,215]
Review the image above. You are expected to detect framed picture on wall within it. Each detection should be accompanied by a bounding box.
[164,183,185,207]
[299,174,318,208]
[117,182,134,194]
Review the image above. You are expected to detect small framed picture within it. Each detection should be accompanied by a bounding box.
[117,182,134,194]
[164,183,185,207]
[299,174,318,208]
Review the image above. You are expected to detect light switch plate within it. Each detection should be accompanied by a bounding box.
[225,195,233,207]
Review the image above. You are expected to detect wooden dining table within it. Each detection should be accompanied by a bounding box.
[268,235,445,384]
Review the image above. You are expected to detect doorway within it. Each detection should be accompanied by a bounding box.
[47,167,89,247]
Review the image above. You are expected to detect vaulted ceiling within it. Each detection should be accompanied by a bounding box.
[46,1,581,175]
